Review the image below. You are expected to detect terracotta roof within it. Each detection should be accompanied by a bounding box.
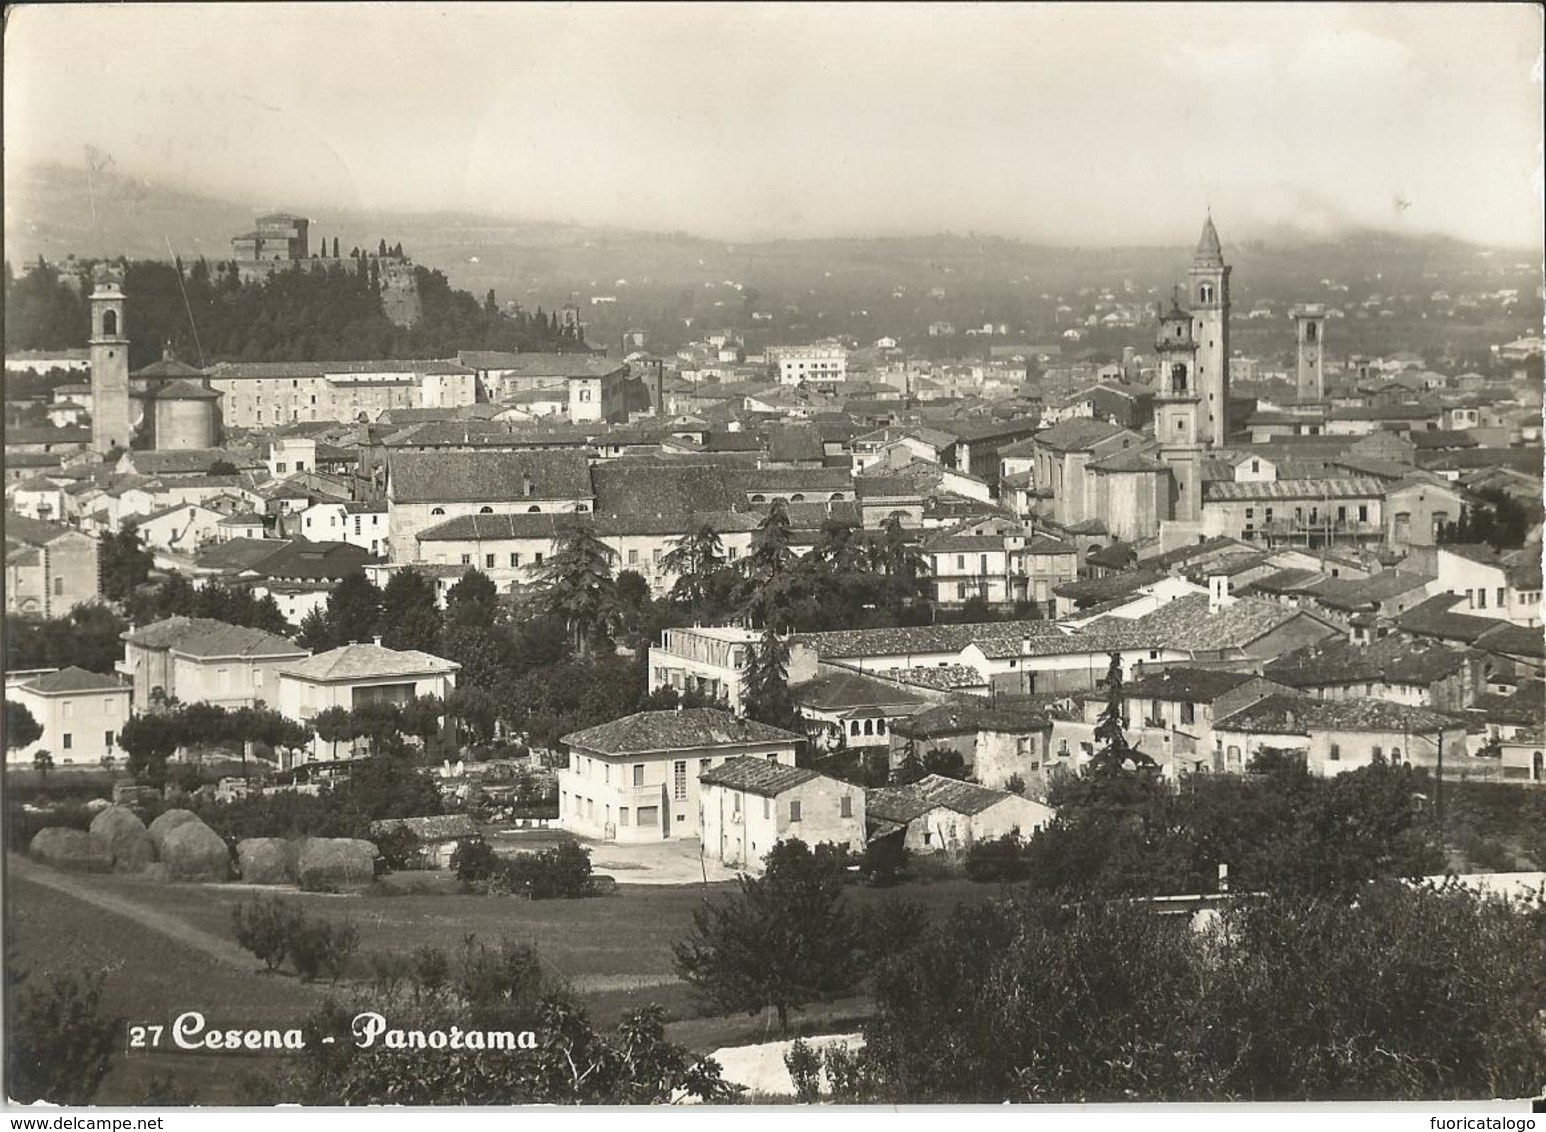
[1395,594,1501,644]
[890,664,989,691]
[1204,477,1387,503]
[1264,634,1479,689]
[1033,418,1131,453]
[369,814,478,841]
[388,449,592,504]
[1087,449,1169,474]
[1216,693,1461,736]
[1124,667,1271,703]
[1119,594,1333,652]
[796,620,1061,659]
[17,666,128,694]
[698,756,823,797]
[562,708,801,754]
[279,643,458,682]
[790,669,931,711]
[131,358,208,380]
[892,701,1049,739]
[868,774,1024,821]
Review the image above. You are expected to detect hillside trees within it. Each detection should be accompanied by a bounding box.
[5,701,43,751]
[673,839,859,1033]
[379,568,441,654]
[849,882,1546,1102]
[535,521,618,655]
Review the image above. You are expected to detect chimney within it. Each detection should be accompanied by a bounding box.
[1208,574,1234,613]
[372,635,383,647]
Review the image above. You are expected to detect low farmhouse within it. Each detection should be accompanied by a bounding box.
[865,774,1055,855]
[1213,695,1469,777]
[368,814,478,868]
[698,757,866,873]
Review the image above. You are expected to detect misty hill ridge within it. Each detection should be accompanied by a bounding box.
[8,161,1514,267]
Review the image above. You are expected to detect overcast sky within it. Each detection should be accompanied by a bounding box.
[5,3,1542,246]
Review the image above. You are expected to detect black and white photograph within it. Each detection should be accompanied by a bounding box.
[2,0,1544,1112]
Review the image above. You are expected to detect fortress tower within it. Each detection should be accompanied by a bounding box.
[89,265,132,455]
[1291,304,1327,404]
[1187,214,1231,448]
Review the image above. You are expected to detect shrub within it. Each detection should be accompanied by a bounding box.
[374,825,422,871]
[504,841,593,899]
[412,945,450,1000]
[367,951,412,997]
[861,833,909,887]
[964,832,1031,883]
[232,898,300,972]
[785,1038,823,1103]
[5,967,121,1105]
[451,835,500,885]
[231,897,357,981]
[288,918,360,984]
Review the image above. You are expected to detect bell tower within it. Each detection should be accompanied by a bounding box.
[1290,304,1327,404]
[1187,214,1231,448]
[1154,301,1202,523]
[89,265,132,456]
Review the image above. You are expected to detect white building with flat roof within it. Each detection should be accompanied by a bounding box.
[770,344,848,386]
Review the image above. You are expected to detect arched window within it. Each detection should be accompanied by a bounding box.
[430,507,445,516]
[1171,363,1188,393]
[102,309,118,336]
[863,719,874,736]
[527,505,542,513]
[478,506,494,514]
[790,494,806,503]
[849,720,861,737]
[1306,322,1318,344]
[829,493,844,502]
[1534,751,1543,782]
[1199,284,1214,304]
[750,494,766,503]
[876,718,886,734]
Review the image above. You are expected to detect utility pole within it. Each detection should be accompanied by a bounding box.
[1435,728,1445,832]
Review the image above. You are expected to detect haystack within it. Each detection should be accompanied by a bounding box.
[237,838,292,885]
[296,838,379,890]
[30,827,98,870]
[88,805,154,873]
[147,809,201,858]
[160,820,231,881]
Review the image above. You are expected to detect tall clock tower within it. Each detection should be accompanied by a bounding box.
[1188,214,1231,448]
[89,265,132,456]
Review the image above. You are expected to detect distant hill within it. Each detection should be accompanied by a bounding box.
[7,162,1538,363]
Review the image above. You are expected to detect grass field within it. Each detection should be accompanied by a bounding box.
[6,855,997,1101]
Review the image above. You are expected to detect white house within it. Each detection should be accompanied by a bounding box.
[557,709,802,842]
[118,616,309,710]
[5,667,131,767]
[277,643,459,760]
[698,757,866,872]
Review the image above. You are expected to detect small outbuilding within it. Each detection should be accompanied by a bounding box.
[864,774,1055,855]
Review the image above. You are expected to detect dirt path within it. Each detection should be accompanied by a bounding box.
[9,855,258,971]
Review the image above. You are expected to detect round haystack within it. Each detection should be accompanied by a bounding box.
[237,838,292,885]
[160,820,231,881]
[147,809,201,858]
[296,838,380,890]
[88,805,154,873]
[30,827,99,870]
